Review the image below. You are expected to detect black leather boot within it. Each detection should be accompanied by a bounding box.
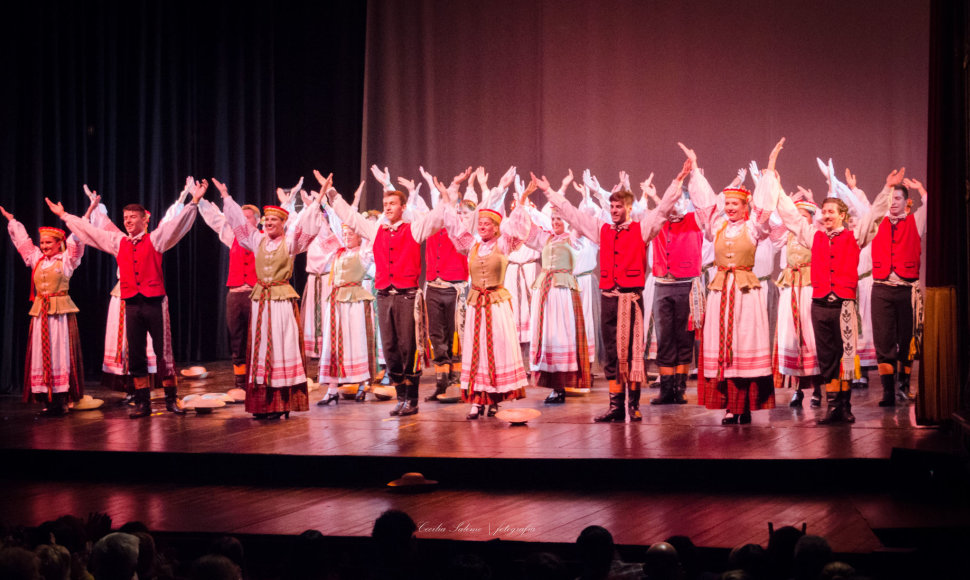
[594,392,625,422]
[425,373,449,402]
[400,380,419,416]
[164,386,186,414]
[628,388,642,421]
[896,372,912,403]
[129,388,152,419]
[673,373,688,404]
[389,384,406,416]
[878,373,895,407]
[651,375,676,405]
[816,391,845,425]
[842,386,856,423]
[234,373,247,390]
[355,383,367,402]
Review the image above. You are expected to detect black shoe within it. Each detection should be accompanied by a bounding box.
[628,389,642,421]
[651,375,676,405]
[399,401,419,416]
[466,405,481,420]
[595,393,625,423]
[738,412,752,424]
[389,401,406,416]
[817,393,846,425]
[355,385,367,402]
[164,387,186,415]
[544,390,566,404]
[789,390,804,408]
[721,412,739,425]
[119,393,135,406]
[317,393,339,406]
[486,403,498,417]
[265,412,284,420]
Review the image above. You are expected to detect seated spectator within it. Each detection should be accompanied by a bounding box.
[0,546,41,580]
[89,532,138,580]
[643,542,682,580]
[35,544,71,580]
[283,530,328,580]
[369,510,420,580]
[765,525,804,580]
[791,536,832,580]
[574,525,641,580]
[726,544,766,580]
[188,554,241,580]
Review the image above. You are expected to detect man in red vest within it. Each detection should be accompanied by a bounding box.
[870,177,927,406]
[49,178,207,418]
[774,168,899,424]
[323,169,466,416]
[649,186,704,405]
[198,194,261,391]
[538,157,691,422]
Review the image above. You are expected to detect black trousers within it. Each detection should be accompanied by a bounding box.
[871,283,914,367]
[811,299,845,381]
[376,290,420,384]
[125,294,168,379]
[600,288,643,381]
[653,282,694,367]
[226,290,252,367]
[425,285,460,368]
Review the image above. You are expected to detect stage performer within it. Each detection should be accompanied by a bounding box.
[86,184,187,401]
[518,173,592,404]
[539,156,690,423]
[772,192,822,408]
[50,180,204,418]
[683,141,782,425]
[197,194,261,391]
[308,185,379,406]
[870,177,926,407]
[434,175,530,419]
[774,164,898,424]
[323,168,462,416]
[2,203,91,416]
[217,177,323,419]
[648,179,706,406]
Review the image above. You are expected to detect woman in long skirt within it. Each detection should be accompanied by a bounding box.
[218,178,323,419]
[2,205,86,416]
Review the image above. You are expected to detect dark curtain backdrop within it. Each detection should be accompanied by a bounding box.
[362,0,928,209]
[0,1,366,393]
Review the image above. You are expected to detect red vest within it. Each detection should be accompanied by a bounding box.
[226,238,257,287]
[599,222,647,290]
[811,229,859,300]
[118,236,166,299]
[373,222,422,289]
[425,229,468,282]
[651,214,703,278]
[872,214,921,281]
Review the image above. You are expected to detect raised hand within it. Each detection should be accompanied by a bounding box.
[452,166,473,187]
[619,170,631,192]
[795,186,814,202]
[397,177,419,195]
[498,165,516,190]
[83,194,102,219]
[514,174,525,197]
[885,168,906,188]
[737,168,747,186]
[370,165,392,190]
[678,142,698,167]
[432,176,452,205]
[0,205,13,221]
[191,179,209,203]
[767,137,785,173]
[475,166,489,190]
[352,181,365,207]
[845,168,857,190]
[902,177,926,196]
[675,158,693,183]
[522,177,538,205]
[83,184,99,204]
[300,189,313,207]
[212,178,230,199]
[45,197,66,217]
[530,172,551,194]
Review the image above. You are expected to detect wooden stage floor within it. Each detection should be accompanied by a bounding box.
[1,361,967,555]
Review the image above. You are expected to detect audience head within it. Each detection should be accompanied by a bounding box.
[189,554,241,580]
[35,544,70,580]
[791,535,832,580]
[575,525,615,577]
[766,524,805,578]
[0,547,41,580]
[372,510,416,557]
[644,541,682,580]
[89,532,139,580]
[284,529,328,580]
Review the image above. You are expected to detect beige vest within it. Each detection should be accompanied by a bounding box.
[777,233,813,288]
[709,221,760,291]
[329,249,374,303]
[251,236,299,301]
[533,239,578,290]
[467,243,511,305]
[30,258,79,316]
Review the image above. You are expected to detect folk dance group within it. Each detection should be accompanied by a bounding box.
[6,138,925,425]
